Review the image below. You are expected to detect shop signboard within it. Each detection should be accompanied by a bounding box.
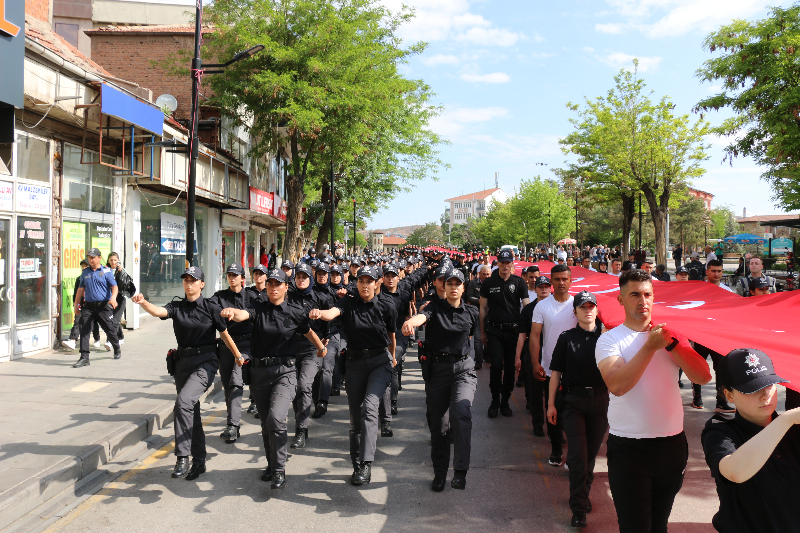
[160,212,197,255]
[249,187,274,216]
[770,237,793,254]
[0,180,12,210]
[91,224,113,260]
[15,183,51,214]
[62,222,86,330]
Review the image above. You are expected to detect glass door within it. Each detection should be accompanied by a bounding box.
[61,221,88,334]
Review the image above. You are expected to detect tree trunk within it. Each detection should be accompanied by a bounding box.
[315,180,331,251]
[620,193,635,257]
[641,186,670,266]
[282,131,315,261]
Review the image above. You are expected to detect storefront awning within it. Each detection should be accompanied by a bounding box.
[100,83,163,136]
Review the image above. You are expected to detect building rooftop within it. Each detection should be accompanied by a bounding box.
[737,214,800,223]
[84,24,214,35]
[383,237,407,246]
[26,16,113,77]
[444,188,503,203]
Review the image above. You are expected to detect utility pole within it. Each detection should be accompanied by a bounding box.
[638,193,643,255]
[352,198,357,254]
[330,158,335,258]
[575,190,579,253]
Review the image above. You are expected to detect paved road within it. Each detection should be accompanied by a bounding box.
[41,340,725,533]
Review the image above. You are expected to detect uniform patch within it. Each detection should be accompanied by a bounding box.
[508,284,515,294]
[745,353,760,368]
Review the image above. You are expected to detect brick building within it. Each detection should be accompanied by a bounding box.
[687,187,714,210]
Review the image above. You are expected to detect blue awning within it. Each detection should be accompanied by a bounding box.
[100,84,164,136]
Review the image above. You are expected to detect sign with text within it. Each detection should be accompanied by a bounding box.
[0,180,11,210]
[62,222,86,331]
[770,237,794,254]
[160,212,197,255]
[15,183,51,214]
[249,187,274,216]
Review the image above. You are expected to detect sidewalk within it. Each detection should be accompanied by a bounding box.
[0,319,221,529]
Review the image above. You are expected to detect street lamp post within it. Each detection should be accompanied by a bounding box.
[522,221,527,258]
[184,0,263,266]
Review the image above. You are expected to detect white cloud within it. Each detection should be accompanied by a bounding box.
[468,134,562,161]
[460,72,511,83]
[598,0,770,38]
[422,54,461,66]
[428,106,509,137]
[581,46,595,53]
[599,52,662,72]
[380,0,526,46]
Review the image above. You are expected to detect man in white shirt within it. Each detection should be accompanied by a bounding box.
[706,259,734,293]
[523,266,540,302]
[705,245,717,263]
[557,247,567,262]
[609,258,622,277]
[595,270,711,533]
[529,264,578,466]
[581,257,597,272]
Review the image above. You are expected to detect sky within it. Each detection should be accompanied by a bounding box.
[368,0,798,230]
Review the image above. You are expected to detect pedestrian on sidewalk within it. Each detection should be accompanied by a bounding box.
[72,249,121,367]
[402,269,477,492]
[209,263,253,444]
[106,252,135,350]
[547,291,608,529]
[222,268,326,490]
[310,265,396,486]
[133,265,245,481]
[62,258,99,351]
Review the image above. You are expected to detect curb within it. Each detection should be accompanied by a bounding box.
[0,377,222,530]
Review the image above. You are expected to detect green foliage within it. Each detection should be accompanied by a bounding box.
[473,177,575,250]
[202,0,446,259]
[406,223,444,246]
[695,5,800,210]
[450,217,483,250]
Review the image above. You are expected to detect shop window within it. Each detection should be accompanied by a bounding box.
[0,144,11,176]
[17,217,49,324]
[0,219,9,327]
[16,134,50,183]
[62,144,114,214]
[55,23,80,49]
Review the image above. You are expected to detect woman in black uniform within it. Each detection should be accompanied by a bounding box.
[221,268,326,490]
[402,269,478,492]
[310,265,396,486]
[208,263,252,443]
[132,266,244,480]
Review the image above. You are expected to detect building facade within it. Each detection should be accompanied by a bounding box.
[444,187,508,227]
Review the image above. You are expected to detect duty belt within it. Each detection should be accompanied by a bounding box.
[83,301,108,309]
[250,356,295,367]
[427,352,468,364]
[348,347,387,359]
[564,386,607,398]
[488,320,517,332]
[218,334,251,344]
[175,344,217,359]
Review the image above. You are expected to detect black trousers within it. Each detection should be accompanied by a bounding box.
[295,352,321,430]
[78,303,119,359]
[562,392,609,513]
[346,352,392,464]
[521,346,545,430]
[70,318,99,341]
[111,295,126,340]
[250,363,296,472]
[543,376,563,450]
[380,335,409,423]
[218,341,248,427]
[427,357,476,476]
[173,358,217,461]
[607,432,688,533]
[486,327,518,398]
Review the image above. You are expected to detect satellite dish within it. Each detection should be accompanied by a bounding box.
[155,94,178,113]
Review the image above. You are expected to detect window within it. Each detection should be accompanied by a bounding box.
[62,144,114,213]
[55,23,80,49]
[17,217,49,324]
[16,134,50,183]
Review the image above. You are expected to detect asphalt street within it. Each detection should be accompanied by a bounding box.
[40,339,729,533]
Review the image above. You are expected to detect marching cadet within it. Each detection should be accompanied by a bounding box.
[310,265,397,486]
[402,269,478,492]
[311,263,341,418]
[243,263,269,417]
[132,266,244,480]
[208,263,253,443]
[289,262,327,449]
[220,268,326,489]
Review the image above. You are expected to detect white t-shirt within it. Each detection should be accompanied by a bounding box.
[608,271,621,277]
[528,289,536,302]
[595,325,686,438]
[706,251,718,262]
[709,281,734,293]
[531,295,577,376]
[557,250,567,261]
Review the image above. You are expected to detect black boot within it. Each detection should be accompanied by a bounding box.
[290,428,307,449]
[261,467,273,482]
[172,457,190,478]
[431,474,446,492]
[451,470,467,490]
[500,398,513,417]
[330,387,340,396]
[391,400,398,416]
[312,402,327,418]
[381,421,393,437]
[185,460,206,481]
[571,511,587,528]
[224,425,240,443]
[488,396,500,418]
[351,462,371,485]
[271,470,286,489]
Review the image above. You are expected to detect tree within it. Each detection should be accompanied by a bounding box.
[670,196,707,249]
[560,63,711,264]
[450,217,483,250]
[695,5,800,210]
[204,0,445,260]
[406,223,444,247]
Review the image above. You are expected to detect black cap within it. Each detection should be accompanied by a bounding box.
[350,258,363,267]
[80,259,89,267]
[267,269,287,283]
[535,276,551,288]
[226,263,245,276]
[308,258,321,269]
[573,290,597,309]
[308,248,316,254]
[330,265,342,274]
[181,265,204,281]
[676,266,689,274]
[87,248,102,257]
[383,264,399,276]
[497,250,514,262]
[282,260,294,269]
[433,265,451,279]
[253,264,269,275]
[315,262,330,274]
[357,265,380,280]
[295,262,313,277]
[718,348,788,394]
[445,269,464,283]
[750,277,770,289]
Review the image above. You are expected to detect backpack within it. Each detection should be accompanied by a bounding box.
[737,275,775,297]
[687,262,705,281]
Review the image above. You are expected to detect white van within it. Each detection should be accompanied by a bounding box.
[500,245,519,257]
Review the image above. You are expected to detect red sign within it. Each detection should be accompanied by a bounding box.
[249,187,274,216]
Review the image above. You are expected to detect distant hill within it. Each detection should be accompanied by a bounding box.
[359,225,425,239]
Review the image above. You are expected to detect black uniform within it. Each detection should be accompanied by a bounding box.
[162,295,227,464]
[244,296,311,475]
[549,324,608,515]
[419,297,479,483]
[379,286,412,424]
[519,299,545,432]
[335,293,396,469]
[289,288,326,440]
[312,281,343,408]
[208,287,253,430]
[464,278,484,365]
[480,270,528,403]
